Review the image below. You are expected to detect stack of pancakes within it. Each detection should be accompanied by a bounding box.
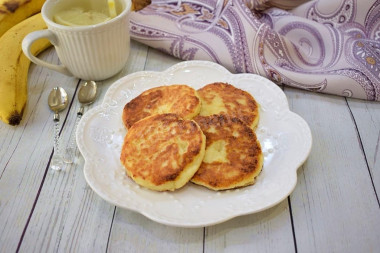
[120,83,263,191]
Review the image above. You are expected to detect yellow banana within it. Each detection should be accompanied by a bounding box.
[0,0,46,38]
[0,13,51,125]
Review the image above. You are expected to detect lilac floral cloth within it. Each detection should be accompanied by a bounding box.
[130,0,380,101]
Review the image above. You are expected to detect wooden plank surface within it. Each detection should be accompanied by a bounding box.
[285,87,380,252]
[204,200,295,252]
[347,99,380,204]
[0,48,78,253]
[17,41,150,252]
[108,210,204,253]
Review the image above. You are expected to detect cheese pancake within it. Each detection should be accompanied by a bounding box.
[120,113,206,191]
[122,85,201,129]
[191,115,263,191]
[197,82,260,129]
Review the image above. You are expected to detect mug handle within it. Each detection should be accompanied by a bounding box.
[22,30,72,77]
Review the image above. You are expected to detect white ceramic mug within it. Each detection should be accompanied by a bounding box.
[22,0,131,81]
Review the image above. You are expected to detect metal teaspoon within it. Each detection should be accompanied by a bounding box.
[64,81,97,163]
[48,87,69,171]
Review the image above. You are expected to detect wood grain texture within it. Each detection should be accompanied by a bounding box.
[204,200,295,253]
[17,41,150,252]
[107,209,204,253]
[285,88,380,252]
[144,47,182,71]
[347,98,380,205]
[0,48,78,253]
[18,158,115,252]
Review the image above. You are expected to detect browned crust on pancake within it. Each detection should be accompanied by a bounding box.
[191,114,263,190]
[122,85,201,129]
[120,113,205,191]
[197,82,260,129]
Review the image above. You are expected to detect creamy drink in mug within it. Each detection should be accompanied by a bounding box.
[53,0,119,26]
[22,0,131,81]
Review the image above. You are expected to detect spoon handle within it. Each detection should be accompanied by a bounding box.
[50,117,64,170]
[63,107,83,163]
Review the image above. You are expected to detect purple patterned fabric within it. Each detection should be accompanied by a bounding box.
[130,0,380,101]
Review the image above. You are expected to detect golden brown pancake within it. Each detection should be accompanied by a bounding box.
[120,113,206,191]
[122,85,201,129]
[191,115,263,191]
[197,82,260,129]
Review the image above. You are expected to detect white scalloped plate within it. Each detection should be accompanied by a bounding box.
[76,60,312,227]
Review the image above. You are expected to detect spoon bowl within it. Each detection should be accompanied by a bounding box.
[78,81,97,105]
[77,81,97,116]
[48,87,69,117]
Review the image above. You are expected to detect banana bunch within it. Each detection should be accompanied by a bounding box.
[0,13,51,125]
[0,0,45,37]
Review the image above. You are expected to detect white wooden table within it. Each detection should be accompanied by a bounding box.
[1,40,380,252]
